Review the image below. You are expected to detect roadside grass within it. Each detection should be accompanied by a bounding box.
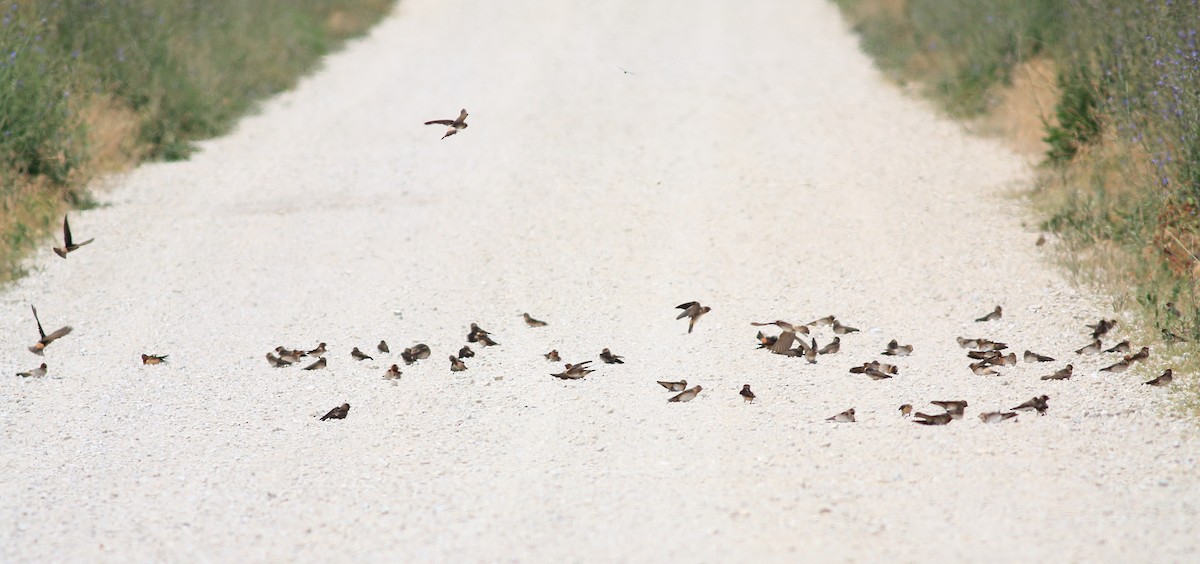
[833,0,1200,410]
[0,0,394,282]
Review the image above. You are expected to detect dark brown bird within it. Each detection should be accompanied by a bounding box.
[522,313,547,327]
[882,339,913,356]
[831,320,859,334]
[1041,364,1074,380]
[1011,395,1050,415]
[991,352,1018,367]
[141,354,168,365]
[275,347,302,364]
[1162,329,1186,343]
[28,305,71,356]
[458,346,475,359]
[450,356,467,372]
[16,363,47,378]
[817,337,841,355]
[657,379,687,391]
[1103,340,1130,354]
[913,412,953,426]
[850,361,898,375]
[826,408,856,423]
[968,350,1002,361]
[1024,350,1055,363]
[52,214,94,258]
[899,404,913,416]
[1144,369,1173,387]
[1075,339,1102,355]
[307,342,327,356]
[975,305,1002,322]
[1127,346,1150,363]
[969,361,998,376]
[740,384,755,403]
[1036,234,1047,246]
[302,357,327,371]
[599,348,624,364]
[544,350,561,362]
[467,323,491,343]
[865,367,893,380]
[320,403,350,421]
[383,364,402,380]
[402,344,431,364]
[1087,318,1116,339]
[377,340,390,354]
[1099,359,1131,374]
[931,400,968,412]
[424,108,468,139]
[552,361,594,380]
[266,353,286,368]
[769,331,799,355]
[755,331,778,349]
[668,385,703,402]
[979,411,1019,423]
[677,302,711,333]
[351,347,373,361]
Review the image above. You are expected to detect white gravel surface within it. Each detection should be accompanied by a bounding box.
[2,0,1198,561]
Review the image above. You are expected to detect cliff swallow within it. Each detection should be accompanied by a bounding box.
[476,333,498,347]
[458,346,475,359]
[1127,346,1150,363]
[1024,350,1055,363]
[1087,318,1116,338]
[883,339,913,356]
[832,320,860,334]
[52,214,94,258]
[957,337,1007,351]
[1040,364,1074,380]
[402,344,431,364]
[817,337,841,355]
[657,379,687,391]
[351,347,373,361]
[756,331,778,349]
[740,384,755,403]
[552,361,594,380]
[899,404,913,416]
[956,336,979,349]
[599,348,624,364]
[807,315,836,327]
[975,306,1002,322]
[1103,340,1130,354]
[377,340,390,354]
[320,403,350,421]
[968,350,1002,361]
[752,320,809,334]
[450,356,467,372]
[913,412,953,425]
[1011,395,1049,415]
[141,354,168,365]
[1099,359,1130,373]
[668,385,703,402]
[850,361,898,375]
[931,400,968,412]
[16,363,47,378]
[1144,369,1173,386]
[28,305,71,355]
[302,357,327,371]
[770,331,798,355]
[970,362,998,376]
[383,364,402,380]
[826,408,856,423]
[545,350,561,362]
[991,352,1019,367]
[1075,340,1102,355]
[865,367,893,380]
[979,411,1019,423]
[266,353,286,367]
[307,343,327,356]
[804,339,818,363]
[677,302,711,333]
[275,348,301,364]
[467,323,491,343]
[522,313,548,327]
[424,108,468,139]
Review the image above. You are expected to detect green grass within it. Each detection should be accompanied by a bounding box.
[0,0,394,280]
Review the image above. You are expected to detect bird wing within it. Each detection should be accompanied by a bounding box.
[31,305,46,339]
[770,331,796,354]
[62,215,73,247]
[43,326,73,343]
[454,109,468,125]
[425,119,455,126]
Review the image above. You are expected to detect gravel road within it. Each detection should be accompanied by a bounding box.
[2,0,1197,561]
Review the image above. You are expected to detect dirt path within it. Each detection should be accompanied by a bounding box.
[2,0,1197,560]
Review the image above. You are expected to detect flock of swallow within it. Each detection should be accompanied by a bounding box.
[10,119,1180,424]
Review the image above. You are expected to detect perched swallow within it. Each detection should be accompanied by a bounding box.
[402,344,432,364]
[668,385,703,402]
[467,323,491,343]
[677,302,711,333]
[275,347,301,364]
[969,361,998,376]
[351,347,373,361]
[458,346,475,359]
[16,363,47,378]
[1011,395,1049,415]
[141,354,168,365]
[850,361,898,375]
[383,364,402,380]
[1040,364,1074,380]
[956,336,979,349]
[913,412,953,426]
[803,339,819,363]
[882,339,913,356]
[1103,340,1130,354]
[807,315,836,327]
[831,320,859,334]
[865,367,893,380]
[307,343,327,356]
[826,408,856,423]
[424,108,468,139]
[899,404,913,416]
[990,352,1019,367]
[1024,350,1055,363]
[755,331,777,349]
[552,361,594,380]
[320,403,350,421]
[740,384,755,403]
[544,350,561,362]
[931,400,969,412]
[1088,318,1116,338]
[377,340,390,354]
[599,348,624,364]
[450,356,467,372]
[1036,234,1047,246]
[975,306,1002,322]
[52,214,94,258]
[957,337,1007,351]
[1075,339,1102,355]
[979,411,1019,423]
[817,337,841,355]
[968,350,1002,361]
[1144,369,1173,387]
[28,305,72,355]
[752,320,810,334]
[657,379,687,391]
[522,313,548,327]
[1127,346,1150,363]
[302,357,327,371]
[266,353,286,367]
[1099,359,1131,374]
